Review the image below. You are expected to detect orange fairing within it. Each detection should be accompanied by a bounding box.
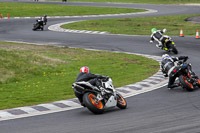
[196,79,200,84]
[88,94,103,109]
[117,95,126,105]
[183,76,193,88]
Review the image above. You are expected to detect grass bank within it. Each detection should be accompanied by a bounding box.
[0,42,159,110]
[62,14,200,36]
[46,0,200,4]
[0,2,145,17]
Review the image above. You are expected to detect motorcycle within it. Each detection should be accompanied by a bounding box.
[32,19,44,31]
[72,77,127,114]
[162,35,178,54]
[173,59,200,91]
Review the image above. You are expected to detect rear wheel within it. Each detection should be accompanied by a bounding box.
[83,92,104,114]
[170,44,178,54]
[179,75,194,91]
[116,93,127,109]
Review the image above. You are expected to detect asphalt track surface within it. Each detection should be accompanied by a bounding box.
[0,1,200,133]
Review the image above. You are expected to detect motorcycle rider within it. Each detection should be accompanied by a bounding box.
[40,14,47,25]
[36,14,47,30]
[150,28,167,49]
[75,66,108,105]
[161,54,194,89]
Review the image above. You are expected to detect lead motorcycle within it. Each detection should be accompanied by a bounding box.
[72,77,127,114]
[32,19,44,31]
[173,59,200,91]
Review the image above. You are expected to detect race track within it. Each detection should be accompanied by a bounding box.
[0,1,200,133]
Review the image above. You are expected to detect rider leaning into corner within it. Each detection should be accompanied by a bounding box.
[75,66,108,105]
[39,14,47,26]
[161,54,197,89]
[150,28,167,49]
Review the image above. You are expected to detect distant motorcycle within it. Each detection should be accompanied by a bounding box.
[32,19,44,31]
[72,77,127,114]
[173,59,200,91]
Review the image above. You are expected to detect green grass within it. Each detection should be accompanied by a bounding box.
[0,42,159,109]
[62,14,200,36]
[0,2,145,17]
[46,0,200,4]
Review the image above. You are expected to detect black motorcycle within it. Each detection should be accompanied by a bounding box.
[32,19,44,31]
[72,77,127,114]
[173,59,200,91]
[162,35,178,54]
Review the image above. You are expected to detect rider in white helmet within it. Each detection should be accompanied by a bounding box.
[150,28,167,49]
[161,54,189,89]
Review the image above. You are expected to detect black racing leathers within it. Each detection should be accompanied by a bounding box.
[161,56,188,88]
[75,72,107,104]
[150,30,167,45]
[76,72,106,82]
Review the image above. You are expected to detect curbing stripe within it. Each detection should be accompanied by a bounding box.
[0,112,14,118]
[18,107,40,114]
[7,109,28,115]
[32,106,50,112]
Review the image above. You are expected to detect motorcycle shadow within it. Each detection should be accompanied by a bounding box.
[168,86,199,92]
[80,107,128,115]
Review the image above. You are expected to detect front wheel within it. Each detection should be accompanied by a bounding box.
[32,23,40,31]
[116,93,127,109]
[179,75,194,91]
[83,92,104,114]
[195,78,200,88]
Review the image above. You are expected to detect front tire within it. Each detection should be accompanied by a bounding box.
[195,78,200,88]
[179,75,194,91]
[116,93,127,109]
[83,92,104,114]
[32,23,40,31]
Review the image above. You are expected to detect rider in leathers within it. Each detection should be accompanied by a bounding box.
[161,54,192,89]
[36,15,47,30]
[75,66,108,105]
[40,14,47,25]
[150,28,167,49]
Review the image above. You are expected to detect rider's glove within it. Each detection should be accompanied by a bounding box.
[150,40,153,44]
[164,74,168,77]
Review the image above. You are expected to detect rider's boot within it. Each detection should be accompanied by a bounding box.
[156,43,162,49]
[168,83,179,90]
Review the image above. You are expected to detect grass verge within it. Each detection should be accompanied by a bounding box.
[0,2,145,17]
[0,42,159,110]
[61,14,200,36]
[46,0,200,4]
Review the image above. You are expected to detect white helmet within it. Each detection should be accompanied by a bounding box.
[162,54,170,60]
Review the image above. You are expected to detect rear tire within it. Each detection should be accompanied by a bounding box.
[83,92,104,114]
[170,44,178,54]
[116,93,127,109]
[179,75,194,91]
